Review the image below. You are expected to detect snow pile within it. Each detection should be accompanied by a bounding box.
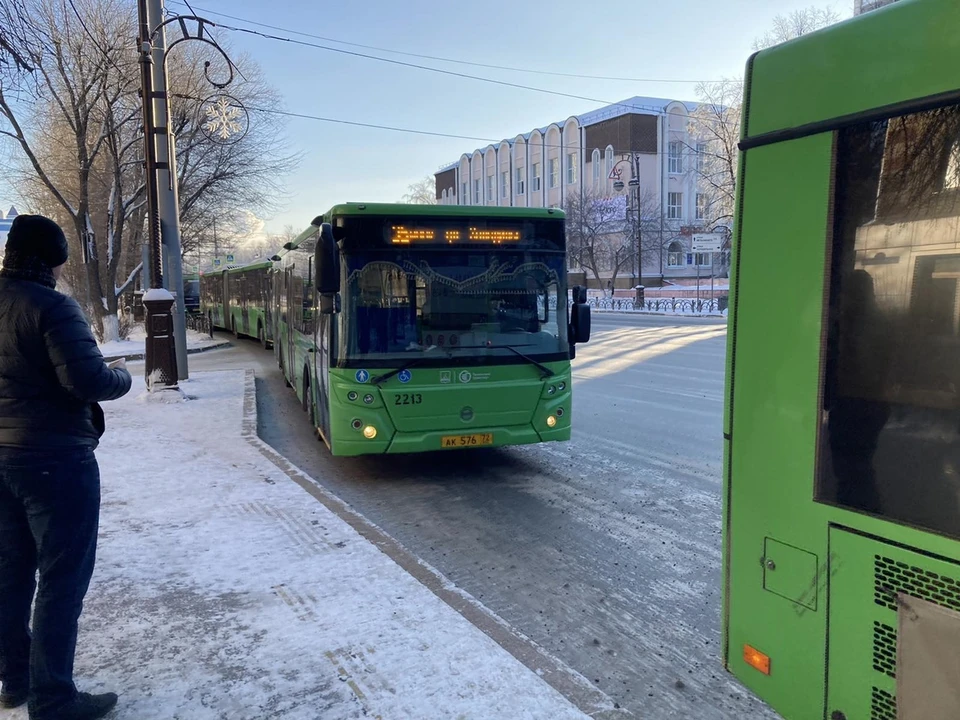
[3,370,590,720]
[98,324,222,359]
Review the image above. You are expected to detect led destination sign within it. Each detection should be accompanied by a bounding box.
[389,225,522,245]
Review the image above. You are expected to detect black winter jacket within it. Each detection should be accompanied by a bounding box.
[0,276,132,449]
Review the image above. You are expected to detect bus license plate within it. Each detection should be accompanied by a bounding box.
[441,433,493,449]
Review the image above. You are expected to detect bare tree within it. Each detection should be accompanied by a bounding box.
[400,175,438,204]
[0,0,142,341]
[686,6,842,233]
[753,6,842,51]
[565,190,633,293]
[0,0,296,341]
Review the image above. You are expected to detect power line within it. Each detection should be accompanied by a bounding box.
[66,0,134,74]
[231,100,721,157]
[163,10,728,133]
[167,0,713,85]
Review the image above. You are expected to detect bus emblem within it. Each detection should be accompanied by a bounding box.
[439,371,452,384]
[398,370,412,384]
[459,371,472,384]
[355,369,369,383]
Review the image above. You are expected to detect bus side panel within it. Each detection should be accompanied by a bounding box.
[724,133,834,720]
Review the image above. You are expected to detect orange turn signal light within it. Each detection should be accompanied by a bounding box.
[743,644,770,675]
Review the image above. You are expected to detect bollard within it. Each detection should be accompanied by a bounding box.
[143,288,179,391]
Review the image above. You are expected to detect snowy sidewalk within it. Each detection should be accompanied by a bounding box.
[7,369,622,720]
[98,325,228,360]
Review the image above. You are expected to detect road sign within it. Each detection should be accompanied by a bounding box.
[213,258,221,267]
[692,233,724,253]
[226,253,235,263]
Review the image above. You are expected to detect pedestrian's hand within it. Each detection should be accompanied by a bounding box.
[107,358,127,371]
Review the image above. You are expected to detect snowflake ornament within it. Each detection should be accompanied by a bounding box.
[200,95,248,143]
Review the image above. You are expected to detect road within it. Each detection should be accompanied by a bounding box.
[166,313,775,719]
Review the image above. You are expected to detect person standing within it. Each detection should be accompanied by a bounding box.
[0,215,132,720]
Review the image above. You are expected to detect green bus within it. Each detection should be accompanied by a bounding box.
[273,203,591,457]
[723,1,960,719]
[200,260,274,347]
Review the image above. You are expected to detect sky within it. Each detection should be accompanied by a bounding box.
[0,0,851,240]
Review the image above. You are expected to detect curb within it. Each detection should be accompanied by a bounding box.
[592,309,728,320]
[238,369,633,720]
[101,340,232,362]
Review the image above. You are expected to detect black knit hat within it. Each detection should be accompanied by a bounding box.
[2,214,69,270]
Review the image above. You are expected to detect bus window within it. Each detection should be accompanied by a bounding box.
[819,104,960,539]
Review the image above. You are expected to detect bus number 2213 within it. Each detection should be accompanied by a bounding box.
[395,393,423,406]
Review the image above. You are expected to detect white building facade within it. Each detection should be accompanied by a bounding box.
[434,97,723,289]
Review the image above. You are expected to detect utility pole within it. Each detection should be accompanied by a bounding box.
[147,0,188,381]
[137,0,178,390]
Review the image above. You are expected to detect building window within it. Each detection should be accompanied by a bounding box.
[566,152,578,184]
[549,158,560,188]
[696,142,708,172]
[667,241,684,267]
[605,146,614,179]
[474,179,481,204]
[531,162,541,192]
[669,142,683,174]
[515,167,525,196]
[695,252,712,266]
[462,182,468,204]
[441,189,447,204]
[696,193,707,220]
[487,174,495,201]
[592,149,601,186]
[668,192,683,220]
[501,171,509,198]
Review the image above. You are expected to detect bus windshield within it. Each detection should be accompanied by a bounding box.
[338,249,568,367]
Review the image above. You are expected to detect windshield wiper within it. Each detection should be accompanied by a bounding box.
[371,345,451,386]
[458,344,555,379]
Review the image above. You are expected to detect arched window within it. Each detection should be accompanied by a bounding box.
[592,149,601,186]
[604,146,614,181]
[667,241,685,268]
[441,189,447,204]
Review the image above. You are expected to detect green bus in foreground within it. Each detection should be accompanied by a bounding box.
[723,1,960,719]
[273,203,591,457]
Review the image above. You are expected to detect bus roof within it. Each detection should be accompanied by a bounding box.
[325,203,565,220]
[743,0,957,148]
[225,259,274,274]
[285,203,565,250]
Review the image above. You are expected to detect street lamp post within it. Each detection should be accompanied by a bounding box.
[610,153,642,292]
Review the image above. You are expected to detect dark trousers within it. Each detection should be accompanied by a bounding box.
[0,447,100,719]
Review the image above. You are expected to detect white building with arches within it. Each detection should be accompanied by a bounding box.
[434,96,719,289]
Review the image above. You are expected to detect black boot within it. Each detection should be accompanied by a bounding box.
[0,684,27,709]
[56,692,119,720]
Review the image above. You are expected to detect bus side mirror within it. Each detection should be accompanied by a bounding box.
[570,302,591,344]
[572,285,587,305]
[316,223,340,297]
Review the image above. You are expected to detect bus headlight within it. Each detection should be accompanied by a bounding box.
[362,425,378,439]
[547,385,557,395]
[363,394,374,404]
[347,391,358,402]
[558,381,566,391]
[546,415,557,428]
[351,419,363,431]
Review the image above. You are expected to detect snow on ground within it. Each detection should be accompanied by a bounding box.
[6,370,591,720]
[98,324,222,359]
